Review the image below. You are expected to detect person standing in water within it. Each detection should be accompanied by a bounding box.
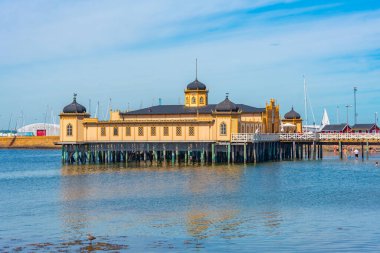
[354,149,359,160]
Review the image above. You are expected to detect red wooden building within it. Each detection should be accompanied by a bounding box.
[320,124,351,133]
[351,124,380,133]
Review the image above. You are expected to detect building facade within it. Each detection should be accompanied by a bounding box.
[281,107,303,133]
[59,79,280,144]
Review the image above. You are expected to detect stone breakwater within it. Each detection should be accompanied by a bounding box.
[0,136,59,149]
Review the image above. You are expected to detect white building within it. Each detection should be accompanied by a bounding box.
[17,123,60,136]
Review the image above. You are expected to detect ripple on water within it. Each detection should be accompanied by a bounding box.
[1,150,380,252]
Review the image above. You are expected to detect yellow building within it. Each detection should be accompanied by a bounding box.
[281,107,303,133]
[60,78,280,144]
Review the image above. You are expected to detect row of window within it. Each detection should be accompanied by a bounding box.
[66,123,228,137]
[186,96,205,105]
[99,126,196,137]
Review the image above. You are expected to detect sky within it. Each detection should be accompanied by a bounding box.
[1,0,380,129]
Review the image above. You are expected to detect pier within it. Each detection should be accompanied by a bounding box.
[60,133,380,165]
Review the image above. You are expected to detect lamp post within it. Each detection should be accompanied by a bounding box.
[376,112,378,133]
[345,105,352,125]
[336,105,340,124]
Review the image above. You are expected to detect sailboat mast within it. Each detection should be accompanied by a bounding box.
[303,76,308,126]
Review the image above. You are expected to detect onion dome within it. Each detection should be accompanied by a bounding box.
[63,94,87,113]
[284,107,301,119]
[186,79,207,90]
[215,95,239,112]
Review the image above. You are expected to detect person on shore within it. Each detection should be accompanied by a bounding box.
[354,149,359,160]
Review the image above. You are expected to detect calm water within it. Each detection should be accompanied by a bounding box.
[1,150,380,252]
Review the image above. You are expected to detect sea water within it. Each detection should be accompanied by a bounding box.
[1,149,380,252]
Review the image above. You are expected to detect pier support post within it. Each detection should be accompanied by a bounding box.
[153,149,158,164]
[243,143,247,164]
[201,147,205,165]
[212,144,216,164]
[61,145,65,163]
[361,143,364,161]
[366,142,369,160]
[175,147,179,165]
[232,145,235,163]
[227,143,231,164]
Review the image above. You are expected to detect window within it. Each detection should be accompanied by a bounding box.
[138,127,144,136]
[113,127,119,136]
[176,126,182,136]
[186,97,190,105]
[163,126,169,136]
[66,124,73,136]
[200,97,204,104]
[191,96,196,104]
[242,125,245,133]
[101,127,106,136]
[220,122,227,135]
[189,126,195,136]
[126,126,131,136]
[151,126,156,136]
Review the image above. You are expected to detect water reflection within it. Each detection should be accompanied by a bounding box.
[187,165,244,194]
[59,163,284,250]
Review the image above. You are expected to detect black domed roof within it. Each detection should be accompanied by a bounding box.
[63,94,87,113]
[284,107,301,119]
[186,79,207,90]
[215,96,239,112]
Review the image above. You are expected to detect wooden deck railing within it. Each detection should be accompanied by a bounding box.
[231,133,380,143]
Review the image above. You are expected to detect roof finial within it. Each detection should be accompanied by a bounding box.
[73,93,77,103]
[195,58,198,80]
[226,92,229,99]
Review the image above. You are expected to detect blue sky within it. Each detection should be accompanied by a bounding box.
[1,0,380,129]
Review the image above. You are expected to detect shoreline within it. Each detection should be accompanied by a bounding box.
[0,136,60,149]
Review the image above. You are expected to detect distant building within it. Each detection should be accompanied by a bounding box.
[0,130,17,137]
[17,123,60,136]
[351,124,379,133]
[320,124,351,133]
[281,107,303,133]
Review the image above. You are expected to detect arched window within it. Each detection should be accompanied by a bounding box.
[66,124,73,136]
[113,127,119,136]
[220,122,227,135]
[200,97,204,104]
[191,96,196,104]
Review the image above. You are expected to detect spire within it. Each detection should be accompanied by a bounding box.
[226,92,229,99]
[73,93,77,103]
